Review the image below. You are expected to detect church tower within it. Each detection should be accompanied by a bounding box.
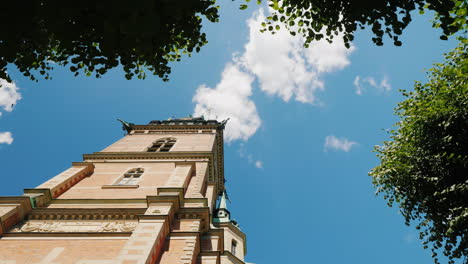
[0,117,248,264]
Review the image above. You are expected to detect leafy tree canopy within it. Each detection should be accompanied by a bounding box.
[0,0,219,83]
[261,0,467,48]
[370,39,468,264]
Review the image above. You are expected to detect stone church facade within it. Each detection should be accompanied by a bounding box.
[0,118,248,264]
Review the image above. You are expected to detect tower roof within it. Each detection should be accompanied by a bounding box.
[218,190,228,211]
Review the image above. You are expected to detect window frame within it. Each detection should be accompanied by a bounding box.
[115,168,144,186]
[231,240,237,256]
[146,138,177,152]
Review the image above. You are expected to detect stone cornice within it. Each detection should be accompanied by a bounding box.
[168,231,201,237]
[132,124,221,131]
[50,198,147,205]
[3,232,133,237]
[83,151,213,160]
[223,251,246,264]
[26,208,146,220]
[0,196,33,210]
[215,129,225,192]
[214,222,246,241]
[199,250,221,257]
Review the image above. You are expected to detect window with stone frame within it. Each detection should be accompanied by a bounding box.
[117,168,144,185]
[147,138,177,152]
[231,240,237,256]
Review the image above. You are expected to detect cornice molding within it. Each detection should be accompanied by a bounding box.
[50,198,147,205]
[132,124,221,131]
[3,232,133,237]
[214,222,246,240]
[83,151,213,160]
[223,251,246,264]
[26,208,146,221]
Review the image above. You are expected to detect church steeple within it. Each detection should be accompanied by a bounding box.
[213,190,240,228]
[213,190,230,223]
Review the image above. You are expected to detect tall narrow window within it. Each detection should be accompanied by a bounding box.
[231,240,237,256]
[147,138,176,152]
[117,168,144,185]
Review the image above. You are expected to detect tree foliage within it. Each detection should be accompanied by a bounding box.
[0,0,219,83]
[370,39,468,264]
[261,0,467,48]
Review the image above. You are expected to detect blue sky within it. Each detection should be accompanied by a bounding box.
[0,2,461,264]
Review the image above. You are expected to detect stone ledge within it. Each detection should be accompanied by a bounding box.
[101,185,139,189]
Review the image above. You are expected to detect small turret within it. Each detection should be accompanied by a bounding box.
[213,191,230,223]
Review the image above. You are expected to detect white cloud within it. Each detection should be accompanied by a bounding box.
[254,160,263,169]
[354,76,363,95]
[0,131,13,145]
[0,79,21,115]
[193,63,261,142]
[353,75,391,95]
[238,143,264,169]
[193,9,355,142]
[0,79,21,145]
[380,76,391,92]
[241,9,355,103]
[324,135,357,152]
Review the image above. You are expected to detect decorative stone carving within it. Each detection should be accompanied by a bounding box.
[10,220,137,233]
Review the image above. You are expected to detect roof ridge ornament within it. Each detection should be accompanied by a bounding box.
[117,119,134,134]
[219,118,229,129]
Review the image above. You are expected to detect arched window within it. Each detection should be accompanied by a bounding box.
[231,240,237,255]
[117,168,144,185]
[147,138,176,152]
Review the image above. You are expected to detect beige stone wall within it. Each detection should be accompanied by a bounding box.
[101,133,216,152]
[116,220,166,264]
[158,236,199,264]
[37,165,93,198]
[223,228,245,261]
[220,255,239,264]
[172,219,201,232]
[198,255,219,264]
[200,235,220,252]
[185,162,208,199]
[0,239,127,263]
[205,185,217,213]
[57,162,181,199]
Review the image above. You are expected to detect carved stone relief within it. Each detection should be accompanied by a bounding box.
[10,220,138,233]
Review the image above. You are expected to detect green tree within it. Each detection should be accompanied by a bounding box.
[261,0,467,48]
[370,39,468,264]
[0,0,219,83]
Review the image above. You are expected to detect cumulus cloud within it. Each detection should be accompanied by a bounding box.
[324,135,357,152]
[193,8,355,142]
[241,10,355,103]
[0,79,21,145]
[0,131,13,145]
[353,75,391,95]
[0,79,21,116]
[193,63,261,142]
